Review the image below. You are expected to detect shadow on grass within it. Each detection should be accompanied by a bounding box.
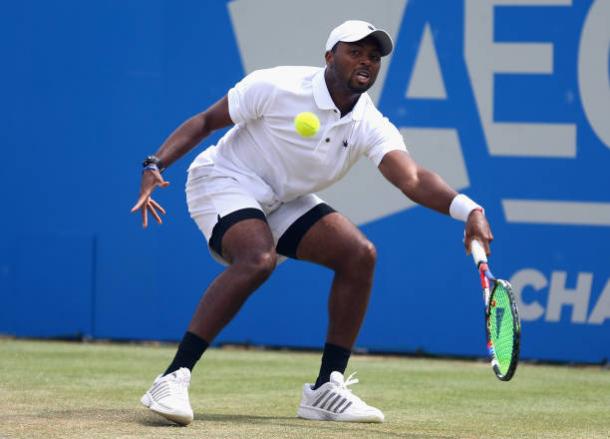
[21,408,456,438]
[140,412,456,438]
[138,412,295,428]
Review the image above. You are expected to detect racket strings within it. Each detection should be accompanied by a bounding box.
[488,284,516,376]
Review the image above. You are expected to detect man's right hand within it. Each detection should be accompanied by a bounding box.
[130,169,170,228]
[464,209,493,255]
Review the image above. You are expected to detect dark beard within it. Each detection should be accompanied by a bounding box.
[347,72,375,93]
[347,81,371,93]
[327,64,371,93]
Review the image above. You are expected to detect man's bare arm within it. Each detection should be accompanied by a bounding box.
[153,96,233,169]
[378,150,456,213]
[131,96,233,227]
[378,150,493,253]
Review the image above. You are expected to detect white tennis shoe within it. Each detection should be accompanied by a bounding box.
[140,367,194,426]
[297,371,384,423]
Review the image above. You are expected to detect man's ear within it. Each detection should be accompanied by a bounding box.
[324,50,333,65]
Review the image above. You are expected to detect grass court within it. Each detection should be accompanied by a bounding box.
[1,339,609,438]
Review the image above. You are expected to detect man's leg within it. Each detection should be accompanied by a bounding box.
[294,212,376,386]
[165,216,277,374]
[142,215,276,425]
[188,217,277,339]
[284,210,383,422]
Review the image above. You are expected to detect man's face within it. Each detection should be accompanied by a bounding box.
[326,36,382,93]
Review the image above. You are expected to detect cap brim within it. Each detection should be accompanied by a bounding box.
[340,29,393,57]
[368,30,393,56]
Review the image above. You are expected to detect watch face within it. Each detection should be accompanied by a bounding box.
[142,155,164,171]
[143,156,159,166]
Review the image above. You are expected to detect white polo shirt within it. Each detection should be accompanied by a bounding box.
[188,66,407,210]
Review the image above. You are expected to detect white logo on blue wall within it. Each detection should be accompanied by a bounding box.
[511,269,610,325]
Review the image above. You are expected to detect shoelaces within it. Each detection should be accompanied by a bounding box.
[333,372,366,406]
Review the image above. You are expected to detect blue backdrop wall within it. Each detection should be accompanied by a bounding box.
[1,0,609,364]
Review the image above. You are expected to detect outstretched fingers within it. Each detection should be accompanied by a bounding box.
[149,198,166,215]
[137,197,166,227]
[131,171,170,227]
[131,192,150,213]
[141,202,149,228]
[147,200,163,224]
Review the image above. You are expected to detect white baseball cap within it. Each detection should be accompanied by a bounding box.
[325,20,394,57]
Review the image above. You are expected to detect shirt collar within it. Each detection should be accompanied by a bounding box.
[313,68,367,121]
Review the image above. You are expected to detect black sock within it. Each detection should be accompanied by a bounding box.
[313,343,352,390]
[163,331,209,376]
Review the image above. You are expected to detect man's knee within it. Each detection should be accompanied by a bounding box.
[339,240,377,275]
[234,250,277,282]
[356,240,377,272]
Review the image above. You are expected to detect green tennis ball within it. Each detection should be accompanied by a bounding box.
[294,112,320,138]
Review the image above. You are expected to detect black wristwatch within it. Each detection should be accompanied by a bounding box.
[142,155,166,173]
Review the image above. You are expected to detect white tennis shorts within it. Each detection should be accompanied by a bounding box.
[186,168,324,265]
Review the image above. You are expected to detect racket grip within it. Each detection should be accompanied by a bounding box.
[471,239,488,266]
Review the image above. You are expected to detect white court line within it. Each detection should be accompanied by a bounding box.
[502,200,610,226]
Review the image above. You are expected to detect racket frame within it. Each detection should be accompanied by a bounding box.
[471,240,521,381]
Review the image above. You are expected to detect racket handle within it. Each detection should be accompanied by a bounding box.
[471,239,488,266]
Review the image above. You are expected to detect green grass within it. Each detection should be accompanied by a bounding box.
[1,339,609,438]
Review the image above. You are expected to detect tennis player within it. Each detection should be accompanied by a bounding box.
[132,20,493,425]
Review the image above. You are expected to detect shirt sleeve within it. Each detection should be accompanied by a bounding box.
[227,69,276,125]
[364,116,408,166]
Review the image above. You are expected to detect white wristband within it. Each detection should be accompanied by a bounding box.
[449,194,483,222]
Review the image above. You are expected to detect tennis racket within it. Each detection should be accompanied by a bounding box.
[471,240,521,381]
